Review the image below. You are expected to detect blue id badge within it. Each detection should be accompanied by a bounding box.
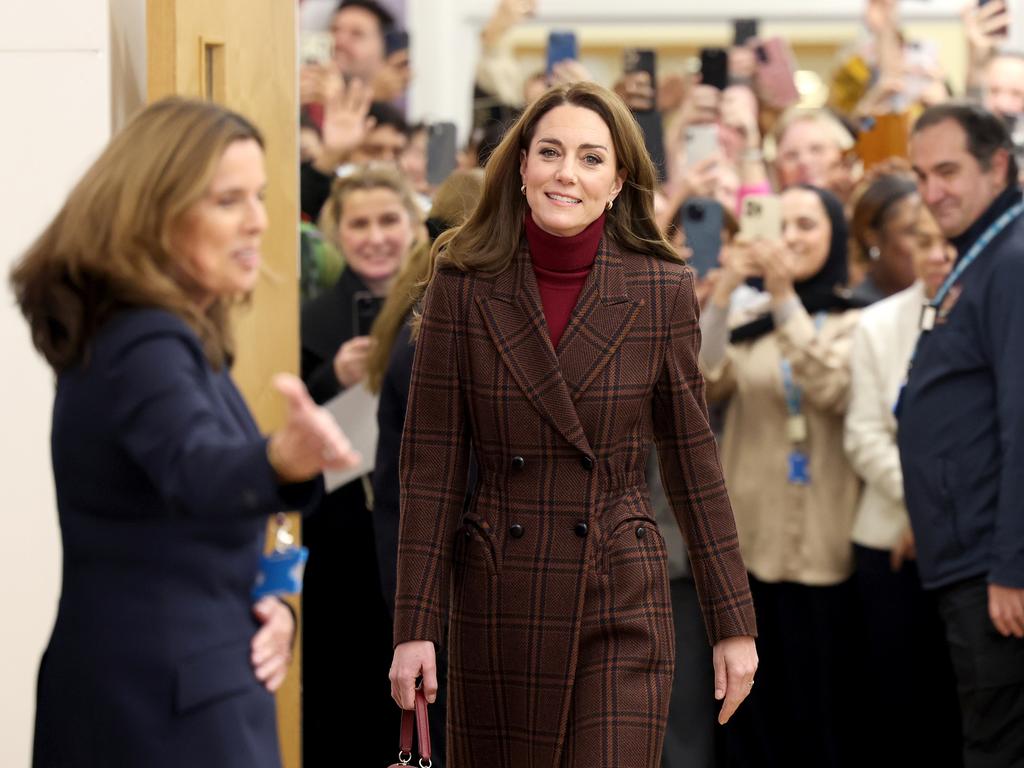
[252,514,308,599]
[787,451,810,485]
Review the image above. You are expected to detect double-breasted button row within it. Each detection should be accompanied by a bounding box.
[508,455,594,472]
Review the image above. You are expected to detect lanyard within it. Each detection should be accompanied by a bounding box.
[779,312,827,418]
[920,200,1024,332]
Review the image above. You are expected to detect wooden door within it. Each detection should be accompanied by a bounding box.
[147,2,303,766]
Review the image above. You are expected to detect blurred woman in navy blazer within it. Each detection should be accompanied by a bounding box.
[10,97,359,768]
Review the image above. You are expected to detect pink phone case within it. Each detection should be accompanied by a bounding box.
[755,37,800,109]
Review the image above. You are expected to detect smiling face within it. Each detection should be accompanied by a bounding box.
[781,187,833,282]
[775,118,843,190]
[337,186,414,290]
[912,205,956,299]
[173,138,267,307]
[519,103,626,237]
[910,118,1009,238]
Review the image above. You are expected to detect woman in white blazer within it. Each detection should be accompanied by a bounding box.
[844,202,962,765]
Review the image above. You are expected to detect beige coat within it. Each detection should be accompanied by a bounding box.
[701,301,861,586]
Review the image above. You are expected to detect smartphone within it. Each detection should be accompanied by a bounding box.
[680,198,723,278]
[896,40,939,110]
[733,18,759,47]
[635,109,666,181]
[352,291,382,337]
[624,48,657,112]
[384,29,410,57]
[300,32,334,65]
[685,124,720,168]
[754,37,800,109]
[978,0,1010,37]
[700,47,729,90]
[740,194,782,240]
[854,112,910,170]
[427,121,458,187]
[547,30,579,74]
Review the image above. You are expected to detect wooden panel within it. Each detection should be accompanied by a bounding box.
[147,2,302,766]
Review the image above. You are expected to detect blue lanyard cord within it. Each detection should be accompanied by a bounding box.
[930,200,1024,310]
[908,200,1024,373]
[779,312,827,416]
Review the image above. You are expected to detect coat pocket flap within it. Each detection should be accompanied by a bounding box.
[175,641,254,714]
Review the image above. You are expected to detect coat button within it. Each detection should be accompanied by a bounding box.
[635,525,647,539]
[575,522,588,537]
[509,523,524,539]
[511,456,525,471]
[580,455,594,472]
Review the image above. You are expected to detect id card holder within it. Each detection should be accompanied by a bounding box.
[252,514,309,599]
[786,414,808,444]
[787,451,811,485]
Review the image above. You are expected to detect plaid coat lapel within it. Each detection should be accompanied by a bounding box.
[555,236,644,402]
[476,242,593,456]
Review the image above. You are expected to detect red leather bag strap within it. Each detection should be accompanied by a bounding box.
[397,688,431,764]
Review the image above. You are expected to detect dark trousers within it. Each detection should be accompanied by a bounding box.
[854,544,963,766]
[661,576,719,768]
[935,576,1024,768]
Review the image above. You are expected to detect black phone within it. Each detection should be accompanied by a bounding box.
[352,291,382,337]
[733,18,759,47]
[700,47,729,90]
[427,122,458,186]
[634,109,666,182]
[384,29,410,57]
[680,198,723,278]
[547,30,579,74]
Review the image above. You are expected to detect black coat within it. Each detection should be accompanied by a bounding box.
[33,309,320,768]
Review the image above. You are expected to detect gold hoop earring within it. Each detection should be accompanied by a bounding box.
[521,184,526,195]
[607,199,614,211]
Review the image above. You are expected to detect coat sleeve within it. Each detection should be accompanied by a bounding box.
[987,256,1024,588]
[652,268,757,645]
[106,325,319,519]
[393,274,471,649]
[774,305,857,414]
[843,318,906,506]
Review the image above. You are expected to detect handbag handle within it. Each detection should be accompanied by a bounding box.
[396,687,431,767]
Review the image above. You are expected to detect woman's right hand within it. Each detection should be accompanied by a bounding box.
[333,335,374,388]
[389,640,438,710]
[711,240,760,308]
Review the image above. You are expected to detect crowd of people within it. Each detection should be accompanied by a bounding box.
[13,0,1024,766]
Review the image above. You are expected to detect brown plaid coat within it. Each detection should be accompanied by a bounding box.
[394,235,757,767]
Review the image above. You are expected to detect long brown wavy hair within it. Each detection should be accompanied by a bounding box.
[421,82,679,295]
[366,168,485,393]
[10,97,263,372]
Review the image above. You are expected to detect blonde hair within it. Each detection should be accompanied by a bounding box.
[365,168,484,393]
[766,107,855,162]
[316,163,425,257]
[10,96,263,371]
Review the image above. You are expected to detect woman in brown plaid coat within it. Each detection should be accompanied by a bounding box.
[389,82,758,767]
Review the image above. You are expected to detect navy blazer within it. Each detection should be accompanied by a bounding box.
[33,308,320,768]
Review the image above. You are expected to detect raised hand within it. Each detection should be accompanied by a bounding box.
[267,373,360,483]
[313,73,376,174]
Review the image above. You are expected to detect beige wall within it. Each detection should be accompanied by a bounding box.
[0,0,113,764]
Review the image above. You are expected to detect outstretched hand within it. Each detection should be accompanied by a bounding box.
[267,373,361,483]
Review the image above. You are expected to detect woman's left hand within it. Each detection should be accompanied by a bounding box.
[251,597,295,692]
[712,634,759,724]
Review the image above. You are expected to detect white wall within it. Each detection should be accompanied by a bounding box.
[0,0,112,764]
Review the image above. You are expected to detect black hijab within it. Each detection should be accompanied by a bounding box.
[730,185,860,343]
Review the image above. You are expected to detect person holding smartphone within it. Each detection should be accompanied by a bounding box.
[299,164,425,764]
[699,186,864,767]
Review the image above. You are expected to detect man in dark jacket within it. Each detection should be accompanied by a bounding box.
[900,102,1024,766]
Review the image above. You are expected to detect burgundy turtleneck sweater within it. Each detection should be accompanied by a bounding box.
[524,211,605,349]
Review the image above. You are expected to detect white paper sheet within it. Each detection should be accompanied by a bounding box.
[322,384,379,492]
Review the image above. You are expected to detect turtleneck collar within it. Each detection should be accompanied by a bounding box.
[949,184,1022,260]
[524,210,605,272]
